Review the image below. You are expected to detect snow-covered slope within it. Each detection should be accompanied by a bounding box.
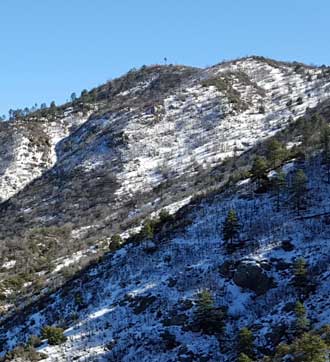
[53,58,330,200]
[2,155,330,361]
[1,57,330,361]
[0,113,88,201]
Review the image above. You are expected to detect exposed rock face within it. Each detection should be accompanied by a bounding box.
[233,261,275,295]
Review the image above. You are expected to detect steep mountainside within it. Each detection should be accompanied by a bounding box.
[2,151,330,361]
[1,56,330,361]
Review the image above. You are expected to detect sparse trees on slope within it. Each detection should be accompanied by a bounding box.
[273,332,327,362]
[222,209,240,246]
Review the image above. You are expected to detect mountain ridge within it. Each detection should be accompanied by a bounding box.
[1,56,330,361]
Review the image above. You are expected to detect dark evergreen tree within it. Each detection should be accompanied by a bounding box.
[70,92,77,102]
[140,219,155,240]
[321,125,330,183]
[294,301,310,335]
[81,89,88,100]
[194,290,226,335]
[293,257,308,288]
[266,139,286,169]
[238,327,255,359]
[222,209,240,245]
[291,169,308,215]
[251,156,268,188]
[272,171,286,211]
[273,332,327,362]
[109,234,123,252]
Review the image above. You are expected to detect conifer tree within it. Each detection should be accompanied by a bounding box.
[293,257,308,288]
[266,139,286,169]
[273,332,327,362]
[321,125,330,183]
[194,290,226,335]
[291,169,308,215]
[222,209,240,245]
[141,219,154,240]
[109,234,123,252]
[272,171,286,211]
[196,289,213,317]
[238,327,255,359]
[251,156,268,188]
[294,301,310,334]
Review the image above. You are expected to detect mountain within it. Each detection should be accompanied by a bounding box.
[1,56,330,361]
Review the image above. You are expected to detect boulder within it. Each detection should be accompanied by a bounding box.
[233,262,275,295]
[219,260,237,279]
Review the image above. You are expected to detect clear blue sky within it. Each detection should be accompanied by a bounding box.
[0,0,329,116]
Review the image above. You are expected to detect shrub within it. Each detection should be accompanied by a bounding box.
[158,209,173,223]
[41,325,67,345]
[27,335,42,348]
[2,345,47,361]
[238,327,255,358]
[238,353,253,362]
[297,96,304,105]
[109,234,123,252]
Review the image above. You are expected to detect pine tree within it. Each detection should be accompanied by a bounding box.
[194,290,226,335]
[273,333,327,362]
[293,257,308,288]
[70,92,77,102]
[109,234,123,252]
[196,290,213,316]
[291,169,308,215]
[266,139,286,169]
[272,171,286,212]
[251,156,268,188]
[49,101,56,117]
[238,327,255,359]
[222,209,240,245]
[141,219,154,240]
[294,301,310,334]
[291,332,327,362]
[321,125,330,183]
